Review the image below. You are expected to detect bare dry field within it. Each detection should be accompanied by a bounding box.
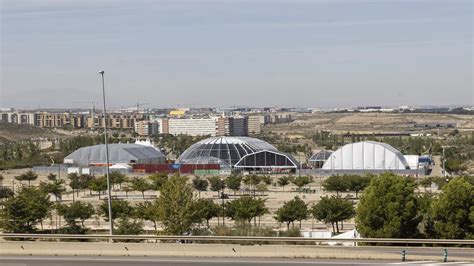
[266,112,474,136]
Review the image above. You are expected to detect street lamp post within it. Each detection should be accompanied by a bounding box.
[99,70,113,236]
[220,177,225,227]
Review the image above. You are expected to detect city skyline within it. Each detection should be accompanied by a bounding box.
[1,0,473,109]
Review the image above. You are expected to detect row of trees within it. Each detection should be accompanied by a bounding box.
[1,173,472,239]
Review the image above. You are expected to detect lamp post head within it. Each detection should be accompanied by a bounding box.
[99,70,105,75]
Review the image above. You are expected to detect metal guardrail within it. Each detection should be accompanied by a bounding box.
[0,234,473,245]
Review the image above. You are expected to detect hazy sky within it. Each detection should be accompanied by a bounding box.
[1,0,472,109]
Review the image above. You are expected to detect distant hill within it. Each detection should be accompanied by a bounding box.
[0,122,64,142]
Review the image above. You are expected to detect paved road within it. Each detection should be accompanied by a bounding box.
[0,256,472,266]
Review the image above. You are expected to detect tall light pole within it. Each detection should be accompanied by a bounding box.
[441,146,453,181]
[99,70,113,236]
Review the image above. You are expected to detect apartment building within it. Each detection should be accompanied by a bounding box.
[35,112,85,128]
[247,115,261,135]
[159,118,218,136]
[0,111,36,125]
[86,113,147,129]
[217,116,248,136]
[134,120,159,136]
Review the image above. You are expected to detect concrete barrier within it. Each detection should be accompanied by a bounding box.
[0,242,472,262]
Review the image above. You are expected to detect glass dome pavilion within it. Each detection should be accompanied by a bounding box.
[177,136,299,171]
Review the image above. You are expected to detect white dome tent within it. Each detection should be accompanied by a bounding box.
[322,141,411,170]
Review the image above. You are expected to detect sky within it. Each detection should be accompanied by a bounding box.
[0,0,473,109]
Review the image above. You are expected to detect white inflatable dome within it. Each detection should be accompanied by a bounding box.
[322,141,410,170]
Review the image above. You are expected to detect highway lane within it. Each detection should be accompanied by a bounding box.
[0,256,398,266]
[0,256,472,266]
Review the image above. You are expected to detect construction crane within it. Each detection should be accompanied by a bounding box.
[136,102,150,112]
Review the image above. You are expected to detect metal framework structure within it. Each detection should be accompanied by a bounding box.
[178,136,300,172]
[234,150,300,171]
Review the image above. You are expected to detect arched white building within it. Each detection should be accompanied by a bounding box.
[322,141,410,170]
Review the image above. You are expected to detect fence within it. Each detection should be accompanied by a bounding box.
[1,234,473,246]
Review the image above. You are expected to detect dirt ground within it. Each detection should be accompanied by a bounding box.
[266,112,474,135]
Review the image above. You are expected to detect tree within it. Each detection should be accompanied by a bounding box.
[311,195,354,233]
[355,173,421,238]
[110,171,127,189]
[225,196,268,226]
[148,173,168,191]
[274,196,308,230]
[68,173,81,202]
[208,176,225,195]
[226,175,242,195]
[122,184,133,199]
[431,177,474,239]
[419,177,433,192]
[15,170,38,186]
[156,174,198,235]
[242,175,263,196]
[40,179,66,202]
[417,193,436,238]
[277,176,290,191]
[79,174,94,194]
[57,201,95,229]
[1,186,52,233]
[115,217,144,238]
[47,173,57,181]
[261,176,272,185]
[98,199,133,229]
[347,175,372,198]
[88,176,107,199]
[323,175,349,196]
[193,198,221,228]
[192,177,208,198]
[135,201,160,231]
[130,177,151,199]
[291,176,312,192]
[0,187,14,200]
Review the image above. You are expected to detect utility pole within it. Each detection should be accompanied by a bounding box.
[441,146,453,181]
[99,70,113,236]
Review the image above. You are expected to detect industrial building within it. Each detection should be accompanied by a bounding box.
[63,143,166,167]
[177,136,299,173]
[322,141,411,170]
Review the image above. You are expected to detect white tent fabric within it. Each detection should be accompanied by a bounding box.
[404,155,420,170]
[322,141,410,170]
[64,144,166,166]
[110,163,133,169]
[328,229,360,246]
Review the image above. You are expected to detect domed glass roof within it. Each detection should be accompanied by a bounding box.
[177,136,277,167]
